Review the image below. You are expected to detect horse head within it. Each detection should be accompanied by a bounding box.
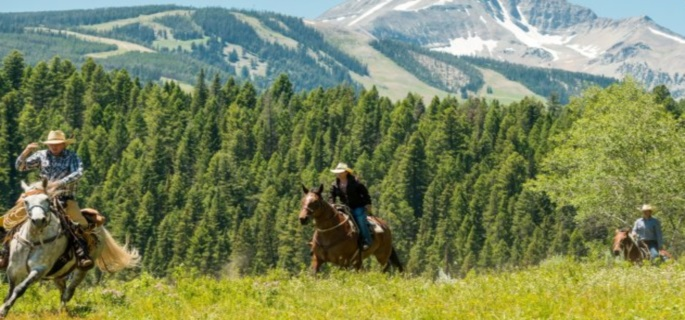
[299,184,325,225]
[613,228,637,257]
[21,179,54,230]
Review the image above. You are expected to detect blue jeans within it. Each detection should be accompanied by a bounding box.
[352,207,372,245]
[644,240,660,260]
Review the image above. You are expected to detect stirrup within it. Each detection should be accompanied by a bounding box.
[77,258,94,270]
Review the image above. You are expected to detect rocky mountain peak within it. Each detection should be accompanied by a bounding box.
[316,0,685,97]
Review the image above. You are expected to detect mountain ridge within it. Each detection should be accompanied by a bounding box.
[0,4,624,103]
[316,0,685,97]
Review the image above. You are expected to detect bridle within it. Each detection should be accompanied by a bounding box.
[15,190,64,249]
[305,195,349,233]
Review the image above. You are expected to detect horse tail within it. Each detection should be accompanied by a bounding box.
[389,247,404,273]
[96,227,140,273]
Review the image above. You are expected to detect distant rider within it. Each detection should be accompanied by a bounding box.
[631,204,664,261]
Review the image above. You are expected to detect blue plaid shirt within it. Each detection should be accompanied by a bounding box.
[633,217,664,249]
[15,149,84,197]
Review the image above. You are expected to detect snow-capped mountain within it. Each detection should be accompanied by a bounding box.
[317,0,685,97]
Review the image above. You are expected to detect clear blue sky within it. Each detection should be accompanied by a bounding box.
[1,0,684,36]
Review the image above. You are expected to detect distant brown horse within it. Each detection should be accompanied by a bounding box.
[612,228,672,263]
[299,184,403,273]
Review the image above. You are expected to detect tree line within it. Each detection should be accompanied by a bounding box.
[0,51,684,279]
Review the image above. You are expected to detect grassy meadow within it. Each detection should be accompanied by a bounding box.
[1,257,684,319]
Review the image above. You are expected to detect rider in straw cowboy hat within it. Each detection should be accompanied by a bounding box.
[0,130,93,270]
[328,162,374,250]
[631,204,665,261]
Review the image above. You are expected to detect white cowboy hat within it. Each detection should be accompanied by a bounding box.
[639,204,654,212]
[330,162,353,174]
[42,130,76,145]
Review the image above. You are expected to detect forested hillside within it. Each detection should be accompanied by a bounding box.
[1,52,684,278]
[0,6,625,105]
[0,6,365,92]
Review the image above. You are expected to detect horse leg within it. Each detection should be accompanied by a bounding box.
[62,269,88,306]
[389,247,404,272]
[0,268,45,317]
[54,277,67,310]
[311,254,324,275]
[2,280,14,303]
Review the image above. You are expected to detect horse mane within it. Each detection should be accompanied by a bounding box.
[25,180,66,200]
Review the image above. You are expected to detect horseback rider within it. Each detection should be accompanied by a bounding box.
[328,162,374,250]
[0,130,94,270]
[631,204,664,261]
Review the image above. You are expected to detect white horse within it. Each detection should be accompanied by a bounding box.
[0,180,140,317]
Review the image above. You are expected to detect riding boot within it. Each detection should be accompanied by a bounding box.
[71,230,94,270]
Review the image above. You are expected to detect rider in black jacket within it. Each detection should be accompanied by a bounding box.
[328,163,373,250]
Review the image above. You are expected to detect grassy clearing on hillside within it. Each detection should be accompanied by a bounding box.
[2,258,684,319]
[233,12,299,49]
[28,27,154,58]
[81,10,193,32]
[313,24,450,102]
[0,32,116,64]
[477,68,544,104]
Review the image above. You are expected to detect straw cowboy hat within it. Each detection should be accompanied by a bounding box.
[42,130,75,145]
[330,162,354,174]
[639,204,654,212]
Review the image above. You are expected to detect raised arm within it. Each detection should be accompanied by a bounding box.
[15,143,42,171]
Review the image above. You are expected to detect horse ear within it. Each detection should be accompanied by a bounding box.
[314,183,324,194]
[302,184,309,194]
[21,180,29,191]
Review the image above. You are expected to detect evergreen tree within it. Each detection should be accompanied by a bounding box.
[63,72,85,129]
[2,50,25,91]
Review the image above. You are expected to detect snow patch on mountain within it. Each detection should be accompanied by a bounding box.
[648,27,685,44]
[433,35,498,56]
[394,0,422,11]
[567,44,601,59]
[394,0,457,12]
[348,0,393,26]
[492,0,569,60]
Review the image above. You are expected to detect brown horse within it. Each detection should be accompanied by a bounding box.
[612,228,672,263]
[299,184,403,274]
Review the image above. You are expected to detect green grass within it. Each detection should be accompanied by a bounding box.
[3,258,684,319]
[478,68,545,104]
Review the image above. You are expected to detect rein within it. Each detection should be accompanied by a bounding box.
[623,233,649,260]
[308,198,349,233]
[316,214,350,233]
[14,226,64,250]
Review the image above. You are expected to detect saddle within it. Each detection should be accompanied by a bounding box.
[81,208,107,229]
[333,204,383,234]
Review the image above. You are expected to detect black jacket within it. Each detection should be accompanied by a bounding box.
[328,175,371,209]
